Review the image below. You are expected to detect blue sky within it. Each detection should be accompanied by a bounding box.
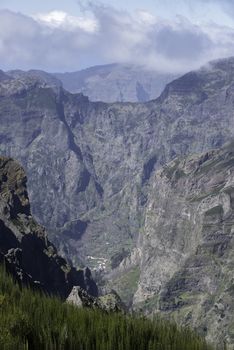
[1,0,234,72]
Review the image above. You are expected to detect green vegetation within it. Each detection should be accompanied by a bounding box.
[107,267,140,307]
[0,264,214,350]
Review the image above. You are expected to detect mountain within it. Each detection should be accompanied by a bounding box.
[0,155,97,298]
[0,70,12,82]
[1,57,234,268]
[54,63,177,102]
[7,69,62,90]
[132,143,234,347]
[1,57,234,345]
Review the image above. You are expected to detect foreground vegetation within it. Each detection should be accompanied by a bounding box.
[0,265,213,350]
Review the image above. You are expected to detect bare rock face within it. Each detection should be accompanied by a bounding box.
[133,144,234,348]
[1,57,234,275]
[67,285,125,313]
[0,156,98,298]
[1,57,234,345]
[67,286,84,307]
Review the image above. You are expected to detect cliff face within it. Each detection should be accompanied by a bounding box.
[0,156,97,298]
[1,58,234,345]
[133,144,234,347]
[1,58,234,272]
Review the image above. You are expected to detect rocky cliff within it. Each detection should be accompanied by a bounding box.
[54,63,176,102]
[131,143,234,348]
[0,156,97,298]
[1,57,234,345]
[1,57,234,271]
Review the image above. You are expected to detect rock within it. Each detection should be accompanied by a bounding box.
[67,286,90,308]
[67,286,126,313]
[98,290,126,313]
[2,57,234,275]
[133,143,234,348]
[1,57,234,345]
[0,156,98,298]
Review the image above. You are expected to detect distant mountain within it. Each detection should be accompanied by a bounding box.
[0,70,12,82]
[54,63,177,102]
[7,69,62,89]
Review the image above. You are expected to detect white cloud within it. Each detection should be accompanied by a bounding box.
[34,10,98,33]
[1,4,234,73]
[136,10,157,26]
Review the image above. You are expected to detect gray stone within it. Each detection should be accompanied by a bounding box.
[0,156,98,298]
[1,57,234,345]
[67,285,125,313]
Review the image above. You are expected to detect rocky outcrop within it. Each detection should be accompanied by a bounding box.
[7,69,62,90]
[133,143,234,348]
[67,286,125,313]
[54,63,176,102]
[0,156,98,298]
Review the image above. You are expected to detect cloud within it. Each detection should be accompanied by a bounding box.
[1,5,234,73]
[184,0,234,18]
[213,0,234,17]
[34,10,98,33]
[200,0,233,8]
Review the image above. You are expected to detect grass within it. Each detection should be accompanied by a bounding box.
[107,267,140,307]
[0,264,214,350]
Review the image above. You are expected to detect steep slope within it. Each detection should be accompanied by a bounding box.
[132,143,234,348]
[54,63,176,102]
[0,266,212,350]
[1,57,234,345]
[1,57,234,273]
[0,156,97,298]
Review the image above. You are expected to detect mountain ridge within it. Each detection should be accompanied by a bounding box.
[53,63,177,102]
[1,57,234,346]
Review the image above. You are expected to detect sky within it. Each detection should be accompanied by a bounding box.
[1,0,234,73]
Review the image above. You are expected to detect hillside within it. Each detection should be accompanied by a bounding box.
[0,264,212,350]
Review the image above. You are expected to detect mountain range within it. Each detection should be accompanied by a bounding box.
[1,58,234,347]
